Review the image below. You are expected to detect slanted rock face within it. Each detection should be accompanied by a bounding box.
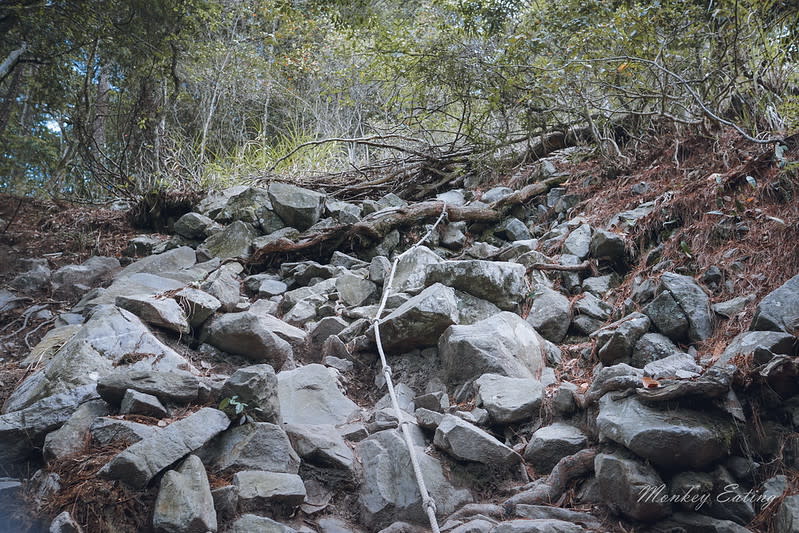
[526,287,571,343]
[433,414,521,465]
[440,312,548,387]
[376,283,459,352]
[198,220,256,260]
[390,246,443,292]
[219,365,281,424]
[474,373,545,425]
[591,312,650,365]
[174,212,218,240]
[597,395,733,470]
[51,256,120,299]
[115,293,190,334]
[660,272,713,341]
[268,182,325,231]
[594,452,671,522]
[523,423,589,473]
[277,364,361,425]
[751,272,799,333]
[117,246,196,278]
[198,422,300,475]
[425,260,527,311]
[153,455,217,533]
[4,305,194,413]
[101,407,230,488]
[202,311,294,368]
[357,428,472,529]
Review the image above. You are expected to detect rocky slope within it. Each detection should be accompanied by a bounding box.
[1,141,798,533]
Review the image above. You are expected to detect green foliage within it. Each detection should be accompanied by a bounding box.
[1,0,797,199]
[219,395,249,417]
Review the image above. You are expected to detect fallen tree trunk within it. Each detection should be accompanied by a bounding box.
[250,175,568,266]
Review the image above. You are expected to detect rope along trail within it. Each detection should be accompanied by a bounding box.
[371,202,448,533]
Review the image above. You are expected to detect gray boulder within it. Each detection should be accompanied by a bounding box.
[90,417,159,446]
[643,291,689,341]
[174,212,219,240]
[376,283,459,352]
[336,272,377,307]
[661,272,714,341]
[10,259,51,293]
[434,414,521,465]
[751,273,799,332]
[117,246,196,278]
[203,311,293,367]
[101,407,230,488]
[589,229,626,265]
[199,422,299,474]
[390,246,443,292]
[0,385,98,465]
[357,428,472,529]
[200,268,243,312]
[51,256,120,299]
[115,294,190,334]
[562,223,592,259]
[219,365,281,423]
[233,470,306,512]
[268,182,325,231]
[4,306,194,413]
[491,520,588,533]
[526,287,571,343]
[495,218,532,242]
[474,374,545,425]
[284,423,355,472]
[228,514,297,533]
[153,455,217,533]
[425,260,527,311]
[43,399,110,462]
[523,423,589,473]
[597,395,733,469]
[96,370,200,405]
[277,364,360,425]
[594,451,671,521]
[776,494,799,533]
[174,288,221,328]
[440,312,549,387]
[631,333,683,368]
[717,330,797,366]
[198,220,256,260]
[591,313,651,365]
[49,511,83,533]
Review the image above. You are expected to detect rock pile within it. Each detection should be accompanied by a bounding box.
[2,178,798,533]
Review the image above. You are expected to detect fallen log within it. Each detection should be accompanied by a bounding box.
[249,175,568,266]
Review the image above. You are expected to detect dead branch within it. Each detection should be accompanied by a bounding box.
[503,449,597,507]
[527,261,591,272]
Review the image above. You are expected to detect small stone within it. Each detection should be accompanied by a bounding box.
[233,470,306,512]
[120,389,168,418]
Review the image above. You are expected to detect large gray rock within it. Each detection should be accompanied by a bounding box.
[656,512,753,533]
[211,186,271,224]
[631,333,683,368]
[90,417,160,446]
[51,256,120,299]
[454,291,502,325]
[101,407,230,488]
[115,294,190,334]
[591,312,650,365]
[597,395,733,469]
[376,283,459,352]
[96,370,200,405]
[526,287,571,343]
[751,273,799,333]
[117,246,196,279]
[43,399,110,462]
[390,246,443,292]
[49,511,83,533]
[336,272,377,307]
[153,455,217,533]
[474,374,545,425]
[73,272,187,312]
[174,287,221,328]
[594,451,670,521]
[523,423,589,474]
[10,259,51,293]
[717,330,797,366]
[661,272,714,341]
[425,260,527,311]
[491,520,588,533]
[268,182,325,231]
[198,220,256,260]
[357,428,472,529]
[440,312,549,387]
[200,267,242,312]
[120,389,168,418]
[434,414,521,465]
[219,365,281,424]
[0,385,98,465]
[174,212,218,240]
[643,291,689,341]
[228,514,297,533]
[233,470,306,512]
[562,223,592,259]
[203,311,293,367]
[776,494,799,533]
[284,423,355,472]
[199,422,299,474]
[277,364,360,425]
[589,229,626,265]
[4,306,194,413]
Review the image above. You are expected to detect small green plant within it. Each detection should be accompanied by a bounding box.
[218,395,248,418]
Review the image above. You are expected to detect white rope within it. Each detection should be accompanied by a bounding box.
[371,202,448,533]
